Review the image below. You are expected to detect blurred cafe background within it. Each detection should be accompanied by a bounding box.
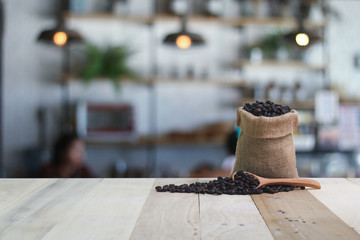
[1,0,360,178]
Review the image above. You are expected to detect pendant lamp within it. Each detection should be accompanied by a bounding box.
[37,23,83,47]
[37,0,82,47]
[163,14,205,49]
[284,2,321,48]
[284,24,321,48]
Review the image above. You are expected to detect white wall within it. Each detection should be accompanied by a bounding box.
[328,0,360,98]
[3,0,62,176]
[3,0,360,176]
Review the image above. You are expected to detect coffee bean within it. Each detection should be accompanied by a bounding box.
[243,101,292,117]
[155,170,302,196]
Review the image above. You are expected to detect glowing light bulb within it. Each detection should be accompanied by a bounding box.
[176,35,191,49]
[295,33,309,46]
[53,32,67,46]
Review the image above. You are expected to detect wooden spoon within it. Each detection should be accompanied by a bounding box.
[232,171,321,189]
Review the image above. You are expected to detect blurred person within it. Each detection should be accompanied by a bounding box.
[39,133,92,178]
[189,161,229,178]
[190,130,239,177]
[189,162,216,178]
[221,130,238,173]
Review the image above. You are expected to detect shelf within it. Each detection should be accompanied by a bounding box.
[339,98,360,105]
[61,74,153,85]
[147,77,251,87]
[85,122,233,147]
[217,81,252,88]
[65,13,222,24]
[64,12,153,24]
[65,12,326,28]
[85,137,225,147]
[61,74,252,87]
[86,138,356,154]
[235,59,326,71]
[222,17,326,29]
[237,98,315,110]
[296,149,356,154]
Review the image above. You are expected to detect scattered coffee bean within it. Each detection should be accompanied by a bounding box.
[243,101,292,117]
[155,171,302,195]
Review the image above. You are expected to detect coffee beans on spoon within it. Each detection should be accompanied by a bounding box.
[155,171,302,195]
[243,101,292,117]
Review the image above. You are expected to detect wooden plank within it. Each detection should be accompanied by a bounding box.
[41,178,154,240]
[199,194,274,239]
[0,179,101,240]
[252,189,360,240]
[309,178,360,235]
[348,178,360,185]
[0,179,56,214]
[130,178,201,240]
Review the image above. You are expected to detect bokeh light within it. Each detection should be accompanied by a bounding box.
[176,35,192,49]
[295,33,309,46]
[53,32,68,46]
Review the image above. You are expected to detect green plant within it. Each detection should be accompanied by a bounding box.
[80,44,137,89]
[247,32,292,59]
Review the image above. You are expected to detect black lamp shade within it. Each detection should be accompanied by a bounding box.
[163,30,205,46]
[37,26,83,46]
[284,30,321,49]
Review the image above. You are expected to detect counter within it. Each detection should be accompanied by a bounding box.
[0,178,359,239]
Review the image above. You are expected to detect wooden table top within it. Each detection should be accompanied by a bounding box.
[0,178,359,240]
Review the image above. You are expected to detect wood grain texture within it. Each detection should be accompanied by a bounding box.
[0,179,101,240]
[349,178,360,185]
[130,178,201,240]
[42,178,154,240]
[199,194,274,240]
[0,178,359,240]
[0,179,56,215]
[309,178,360,235]
[252,189,360,240]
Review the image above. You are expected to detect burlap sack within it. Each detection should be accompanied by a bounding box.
[232,107,299,178]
